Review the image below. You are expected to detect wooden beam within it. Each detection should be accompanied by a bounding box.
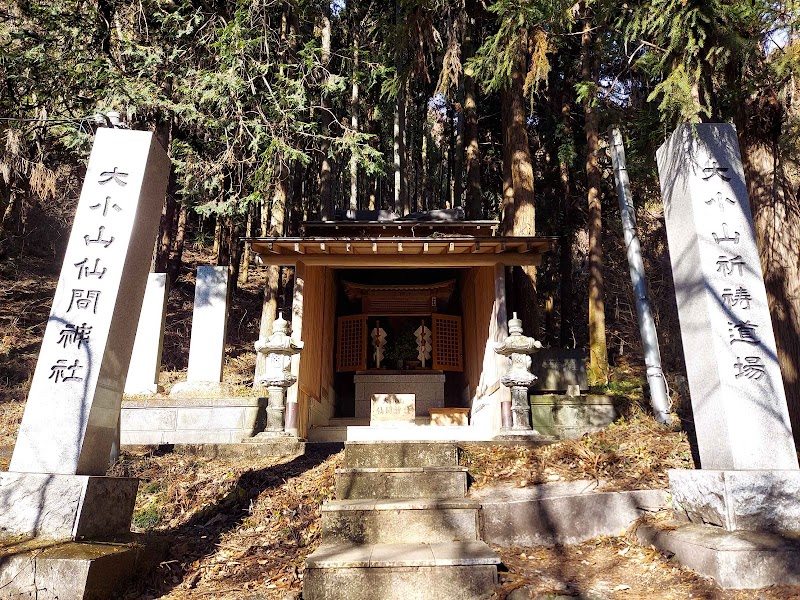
[256,254,542,267]
[293,242,305,254]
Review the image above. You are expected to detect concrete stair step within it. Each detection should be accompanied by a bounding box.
[335,467,468,499]
[304,542,500,600]
[344,441,459,469]
[321,499,480,544]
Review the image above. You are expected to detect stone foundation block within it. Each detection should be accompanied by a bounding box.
[638,521,800,589]
[669,469,800,531]
[335,467,467,499]
[473,482,666,546]
[121,397,266,445]
[529,394,617,439]
[0,473,138,541]
[321,500,480,544]
[344,441,459,469]
[0,541,152,600]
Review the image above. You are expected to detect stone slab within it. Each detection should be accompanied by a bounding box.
[321,504,479,544]
[185,266,229,384]
[0,473,138,540]
[530,348,589,392]
[335,467,467,499]
[530,394,618,439]
[657,123,798,470]
[475,482,667,546]
[124,273,168,395]
[637,521,800,589]
[0,539,160,600]
[304,552,497,600]
[10,129,170,476]
[120,397,267,445]
[669,468,800,531]
[344,441,459,469]
[355,372,445,418]
[370,393,415,426]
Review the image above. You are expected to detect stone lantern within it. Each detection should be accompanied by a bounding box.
[494,312,542,432]
[255,311,304,433]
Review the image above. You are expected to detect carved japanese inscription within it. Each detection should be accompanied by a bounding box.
[10,129,169,476]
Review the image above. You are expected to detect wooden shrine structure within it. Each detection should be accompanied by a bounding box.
[248,212,555,439]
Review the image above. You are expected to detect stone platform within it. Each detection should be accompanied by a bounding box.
[472,480,666,546]
[0,536,161,600]
[0,473,138,541]
[638,521,800,589]
[669,469,800,531]
[529,394,617,439]
[120,396,267,445]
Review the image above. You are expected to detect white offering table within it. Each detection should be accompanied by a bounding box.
[354,370,445,418]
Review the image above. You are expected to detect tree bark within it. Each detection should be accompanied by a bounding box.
[228,218,243,292]
[558,88,575,347]
[502,29,538,337]
[239,202,253,285]
[582,12,608,384]
[349,41,360,211]
[318,8,334,220]
[167,202,187,283]
[153,115,177,274]
[453,89,465,208]
[464,32,481,217]
[254,162,290,387]
[736,95,800,448]
[213,214,223,262]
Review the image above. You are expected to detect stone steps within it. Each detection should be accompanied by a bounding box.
[335,466,468,499]
[321,499,480,544]
[343,440,459,468]
[304,441,499,600]
[304,542,499,600]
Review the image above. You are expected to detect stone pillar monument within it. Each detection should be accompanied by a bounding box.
[646,123,800,589]
[494,313,542,433]
[2,129,169,545]
[254,311,303,435]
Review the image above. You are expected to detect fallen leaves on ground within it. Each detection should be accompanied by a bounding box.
[115,446,341,599]
[463,406,693,492]
[494,538,800,600]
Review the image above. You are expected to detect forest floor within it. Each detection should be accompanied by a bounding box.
[1,251,800,599]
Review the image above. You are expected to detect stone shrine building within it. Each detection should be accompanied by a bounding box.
[248,209,554,440]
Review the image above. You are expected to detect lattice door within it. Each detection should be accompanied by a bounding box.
[336,314,367,372]
[432,313,463,372]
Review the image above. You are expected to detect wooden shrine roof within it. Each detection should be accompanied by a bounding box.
[246,235,556,267]
[301,219,499,237]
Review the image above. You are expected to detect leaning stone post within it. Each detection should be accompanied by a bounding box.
[254,312,303,435]
[3,128,169,544]
[657,123,800,535]
[494,313,542,432]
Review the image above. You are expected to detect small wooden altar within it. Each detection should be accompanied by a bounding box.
[354,370,445,418]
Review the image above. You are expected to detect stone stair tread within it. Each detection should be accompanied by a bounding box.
[344,440,458,446]
[336,466,467,474]
[306,542,500,569]
[322,498,479,511]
